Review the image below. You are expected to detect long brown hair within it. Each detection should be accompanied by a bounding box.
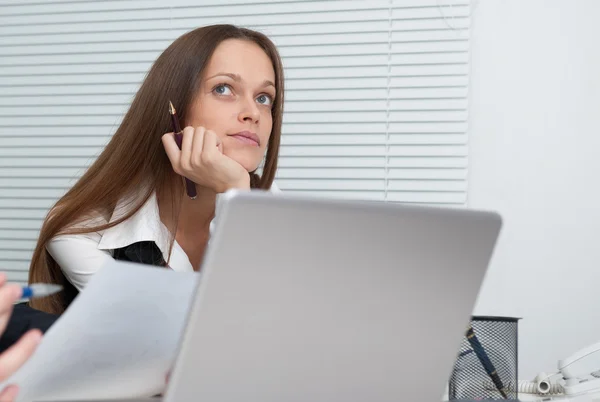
[28,24,285,315]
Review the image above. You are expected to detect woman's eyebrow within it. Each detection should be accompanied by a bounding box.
[206,72,241,81]
[262,79,276,89]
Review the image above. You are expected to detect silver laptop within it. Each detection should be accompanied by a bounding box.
[63,190,502,402]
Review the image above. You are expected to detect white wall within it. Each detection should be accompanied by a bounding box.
[468,0,600,379]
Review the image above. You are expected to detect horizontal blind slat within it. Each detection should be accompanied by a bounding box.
[0,239,36,250]
[387,180,467,192]
[277,168,385,180]
[0,250,34,260]
[2,0,388,16]
[284,190,385,201]
[0,43,399,58]
[386,192,466,204]
[280,146,386,157]
[0,229,40,241]
[0,158,94,167]
[277,167,466,180]
[275,179,384,191]
[278,157,385,168]
[1,9,391,30]
[1,2,468,25]
[0,198,55,208]
[0,167,85,177]
[388,156,467,168]
[0,219,44,229]
[0,0,467,8]
[0,190,67,201]
[0,133,468,147]
[0,12,469,36]
[2,27,468,47]
[282,135,387,146]
[0,178,77,188]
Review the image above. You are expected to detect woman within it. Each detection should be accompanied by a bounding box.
[27,24,284,315]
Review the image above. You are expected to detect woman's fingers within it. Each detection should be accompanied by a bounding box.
[191,126,206,169]
[0,285,21,336]
[163,125,248,192]
[201,130,221,163]
[0,384,20,402]
[0,329,42,383]
[161,133,182,175]
[179,126,196,172]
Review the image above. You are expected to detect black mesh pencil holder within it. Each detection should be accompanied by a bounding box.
[448,316,520,400]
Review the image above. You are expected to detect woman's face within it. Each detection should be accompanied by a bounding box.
[187,39,276,172]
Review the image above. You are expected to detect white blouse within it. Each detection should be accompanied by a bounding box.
[46,184,281,291]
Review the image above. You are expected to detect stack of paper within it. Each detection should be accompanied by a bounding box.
[0,260,199,402]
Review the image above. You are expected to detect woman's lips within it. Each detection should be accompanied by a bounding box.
[229,131,260,146]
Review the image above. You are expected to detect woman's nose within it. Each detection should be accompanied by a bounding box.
[238,97,260,124]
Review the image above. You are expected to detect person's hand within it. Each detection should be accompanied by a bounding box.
[0,274,42,402]
[162,126,250,194]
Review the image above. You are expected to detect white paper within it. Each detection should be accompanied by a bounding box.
[1,259,199,402]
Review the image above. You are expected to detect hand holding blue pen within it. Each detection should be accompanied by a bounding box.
[21,283,63,300]
[0,272,47,402]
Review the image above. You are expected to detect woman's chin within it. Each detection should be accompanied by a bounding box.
[225,152,262,173]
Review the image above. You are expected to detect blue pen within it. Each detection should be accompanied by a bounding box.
[21,283,63,299]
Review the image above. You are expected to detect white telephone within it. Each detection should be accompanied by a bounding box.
[558,341,600,396]
[519,341,600,401]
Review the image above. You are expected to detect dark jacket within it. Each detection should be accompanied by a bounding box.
[0,241,165,353]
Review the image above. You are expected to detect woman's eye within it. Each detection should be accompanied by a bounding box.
[214,84,232,96]
[256,94,273,106]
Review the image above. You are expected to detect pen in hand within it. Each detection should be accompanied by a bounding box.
[21,283,63,300]
[168,101,198,200]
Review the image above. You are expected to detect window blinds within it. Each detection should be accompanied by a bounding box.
[0,0,471,284]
